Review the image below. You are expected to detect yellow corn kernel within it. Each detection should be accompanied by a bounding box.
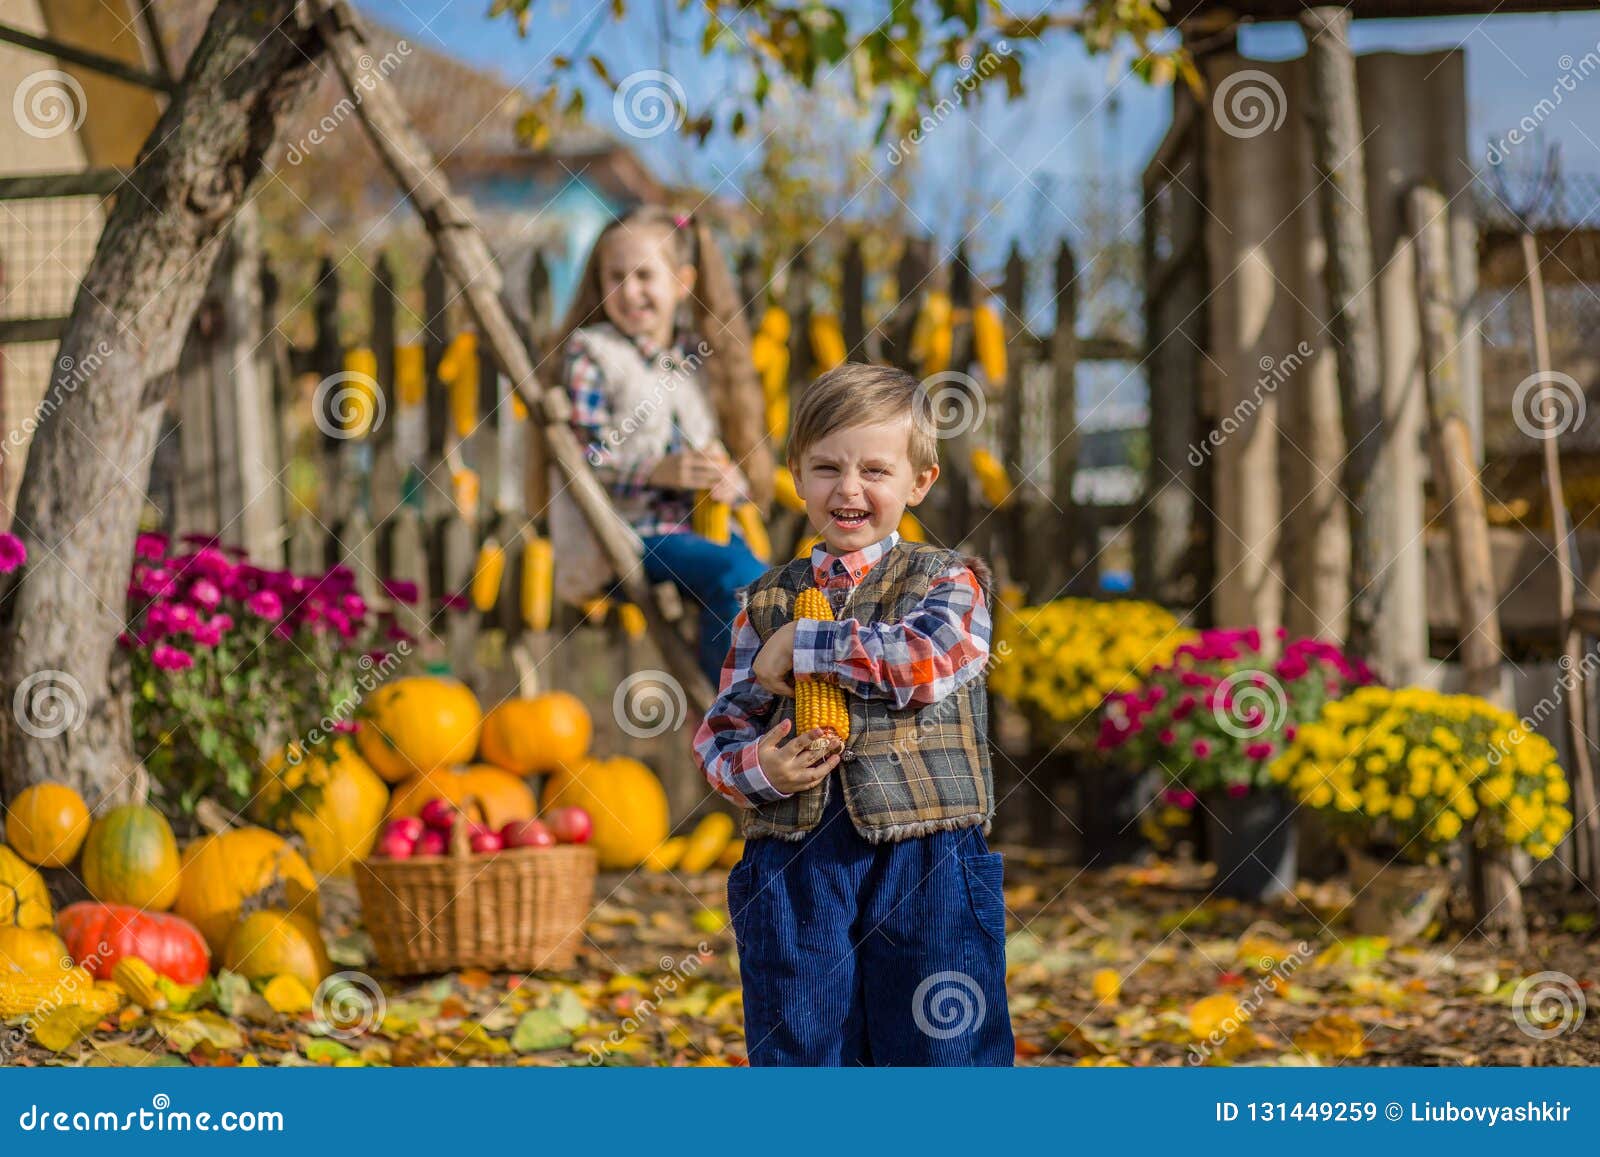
[0,967,120,1018]
[694,493,732,545]
[522,535,553,631]
[734,503,771,562]
[471,539,505,612]
[793,587,849,743]
[973,302,1008,386]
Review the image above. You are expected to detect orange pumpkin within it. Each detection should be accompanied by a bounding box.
[478,692,591,775]
[357,676,482,782]
[221,909,330,992]
[542,756,668,869]
[5,783,91,868]
[456,765,537,829]
[386,768,468,820]
[175,828,319,953]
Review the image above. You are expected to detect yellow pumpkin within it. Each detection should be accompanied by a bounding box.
[0,926,70,973]
[356,676,482,782]
[221,909,331,992]
[456,765,537,830]
[478,692,591,775]
[542,756,669,869]
[5,782,91,867]
[0,845,52,929]
[175,828,319,953]
[256,741,390,877]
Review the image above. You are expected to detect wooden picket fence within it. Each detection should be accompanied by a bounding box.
[163,229,1142,819]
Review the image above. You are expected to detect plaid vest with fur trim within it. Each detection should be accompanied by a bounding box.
[742,540,994,843]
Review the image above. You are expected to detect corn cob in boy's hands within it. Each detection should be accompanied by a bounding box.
[793,587,849,750]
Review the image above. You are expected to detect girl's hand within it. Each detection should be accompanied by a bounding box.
[708,459,749,505]
[752,621,798,696]
[648,451,724,490]
[757,719,843,795]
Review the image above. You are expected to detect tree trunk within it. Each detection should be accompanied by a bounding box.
[1299,8,1393,674]
[0,0,326,806]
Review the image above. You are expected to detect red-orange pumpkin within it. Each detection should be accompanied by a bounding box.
[56,901,210,986]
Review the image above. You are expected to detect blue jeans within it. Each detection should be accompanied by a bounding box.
[727,772,1015,1066]
[639,531,769,690]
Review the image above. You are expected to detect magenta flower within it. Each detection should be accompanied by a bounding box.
[189,578,222,610]
[440,592,469,611]
[1161,788,1198,810]
[1226,782,1250,798]
[209,613,234,632]
[0,532,28,573]
[134,533,168,560]
[382,578,419,605]
[1192,738,1213,759]
[191,621,223,647]
[151,644,193,671]
[1245,742,1275,760]
[1158,728,1176,745]
[246,589,284,620]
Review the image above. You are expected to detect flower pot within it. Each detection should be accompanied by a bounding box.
[1201,788,1297,901]
[1345,844,1450,944]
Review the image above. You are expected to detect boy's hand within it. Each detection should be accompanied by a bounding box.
[753,620,798,696]
[758,718,843,795]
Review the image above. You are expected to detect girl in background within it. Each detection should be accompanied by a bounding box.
[547,206,775,690]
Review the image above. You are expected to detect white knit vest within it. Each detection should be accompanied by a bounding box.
[549,323,719,604]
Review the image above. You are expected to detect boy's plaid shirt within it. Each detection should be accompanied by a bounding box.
[691,530,992,809]
[565,326,699,539]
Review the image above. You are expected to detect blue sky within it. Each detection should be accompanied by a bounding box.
[357,1,1600,262]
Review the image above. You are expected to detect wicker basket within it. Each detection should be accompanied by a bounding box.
[352,823,597,975]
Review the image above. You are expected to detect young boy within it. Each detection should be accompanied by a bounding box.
[691,363,1013,1067]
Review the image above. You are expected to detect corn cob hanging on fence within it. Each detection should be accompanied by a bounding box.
[693,493,732,545]
[471,537,506,612]
[521,533,553,631]
[733,502,771,562]
[972,302,1008,386]
[809,313,847,370]
[793,587,849,744]
[618,602,648,640]
[773,466,807,513]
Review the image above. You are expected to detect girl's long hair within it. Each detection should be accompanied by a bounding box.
[551,206,774,512]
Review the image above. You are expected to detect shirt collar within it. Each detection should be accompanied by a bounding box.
[612,323,691,364]
[810,530,901,588]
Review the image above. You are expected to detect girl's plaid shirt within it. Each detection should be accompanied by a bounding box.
[565,327,700,538]
[691,530,992,807]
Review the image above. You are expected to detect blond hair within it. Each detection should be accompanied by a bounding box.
[787,363,938,473]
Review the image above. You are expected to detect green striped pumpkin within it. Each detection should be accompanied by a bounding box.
[81,805,181,910]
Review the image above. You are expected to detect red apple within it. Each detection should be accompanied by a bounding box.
[545,806,593,845]
[470,830,505,855]
[419,798,457,832]
[384,817,424,843]
[500,819,555,849]
[376,830,416,859]
[415,829,448,856]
